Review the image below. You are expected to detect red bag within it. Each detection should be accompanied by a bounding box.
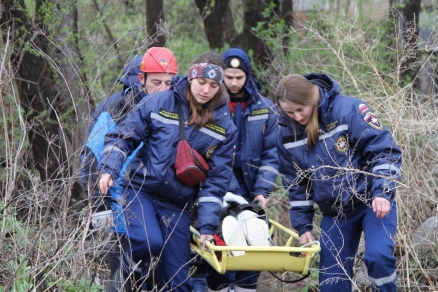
[175,140,210,187]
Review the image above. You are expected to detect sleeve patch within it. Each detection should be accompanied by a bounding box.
[251,108,270,116]
[358,103,370,114]
[363,112,383,130]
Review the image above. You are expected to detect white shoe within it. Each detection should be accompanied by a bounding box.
[221,215,247,256]
[235,287,257,292]
[237,210,271,246]
[206,287,229,292]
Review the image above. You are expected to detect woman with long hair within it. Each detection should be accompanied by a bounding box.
[276,73,402,292]
[97,51,237,292]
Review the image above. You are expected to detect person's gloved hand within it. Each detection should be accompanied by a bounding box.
[224,192,248,205]
[91,210,113,232]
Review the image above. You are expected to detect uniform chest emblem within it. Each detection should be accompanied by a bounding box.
[206,145,217,158]
[364,112,383,130]
[335,135,349,153]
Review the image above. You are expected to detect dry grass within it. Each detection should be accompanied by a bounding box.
[1,8,438,292]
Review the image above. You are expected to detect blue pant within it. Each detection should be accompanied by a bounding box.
[205,264,259,290]
[122,188,193,292]
[319,204,397,291]
[192,276,207,292]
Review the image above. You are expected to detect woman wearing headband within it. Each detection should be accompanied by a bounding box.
[97,51,237,292]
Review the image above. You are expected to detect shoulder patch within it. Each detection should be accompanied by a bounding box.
[158,108,179,120]
[205,123,226,135]
[363,112,383,130]
[358,103,370,114]
[335,135,349,153]
[251,108,270,116]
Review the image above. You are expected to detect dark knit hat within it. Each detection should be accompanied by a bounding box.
[224,56,249,76]
[119,55,142,87]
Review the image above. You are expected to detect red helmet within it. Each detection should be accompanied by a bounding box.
[140,47,178,74]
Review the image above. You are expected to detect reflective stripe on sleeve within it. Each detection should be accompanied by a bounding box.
[318,124,348,140]
[151,112,179,125]
[289,200,313,208]
[372,164,401,176]
[198,196,223,206]
[368,271,396,287]
[284,124,348,149]
[102,145,127,161]
[259,165,279,174]
[199,127,226,142]
[248,114,268,121]
[284,139,307,149]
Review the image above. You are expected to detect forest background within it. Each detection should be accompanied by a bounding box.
[1,0,438,291]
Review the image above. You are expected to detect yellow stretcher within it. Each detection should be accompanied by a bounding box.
[190,219,321,275]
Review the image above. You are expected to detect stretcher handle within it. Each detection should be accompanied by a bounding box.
[301,241,320,248]
[190,226,215,251]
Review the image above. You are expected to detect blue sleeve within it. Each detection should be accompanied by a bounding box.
[196,126,238,235]
[96,101,151,180]
[79,93,123,186]
[348,102,402,202]
[253,102,279,197]
[277,129,314,236]
[228,169,241,195]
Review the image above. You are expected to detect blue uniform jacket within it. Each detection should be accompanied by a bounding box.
[223,48,279,200]
[79,56,144,233]
[228,78,279,200]
[277,73,402,236]
[80,55,143,191]
[97,77,238,234]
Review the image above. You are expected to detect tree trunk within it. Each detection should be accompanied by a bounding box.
[274,0,294,54]
[401,0,422,87]
[92,0,123,69]
[194,0,237,49]
[52,0,92,159]
[3,0,65,182]
[2,0,89,200]
[240,0,271,66]
[146,0,166,47]
[50,0,92,201]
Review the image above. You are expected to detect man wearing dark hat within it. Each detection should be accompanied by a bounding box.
[204,48,279,292]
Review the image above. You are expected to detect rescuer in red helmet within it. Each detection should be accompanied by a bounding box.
[138,46,178,94]
[80,47,178,292]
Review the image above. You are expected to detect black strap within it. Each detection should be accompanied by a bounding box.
[176,99,186,141]
[268,271,310,283]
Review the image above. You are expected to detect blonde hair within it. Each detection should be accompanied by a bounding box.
[276,74,320,147]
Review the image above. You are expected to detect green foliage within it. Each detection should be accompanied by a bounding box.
[0,206,33,291]
[48,278,103,292]
[5,255,33,292]
[164,0,210,72]
[254,4,400,102]
[0,93,27,181]
[23,0,35,17]
[252,1,289,49]
[0,202,25,238]
[77,0,148,101]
